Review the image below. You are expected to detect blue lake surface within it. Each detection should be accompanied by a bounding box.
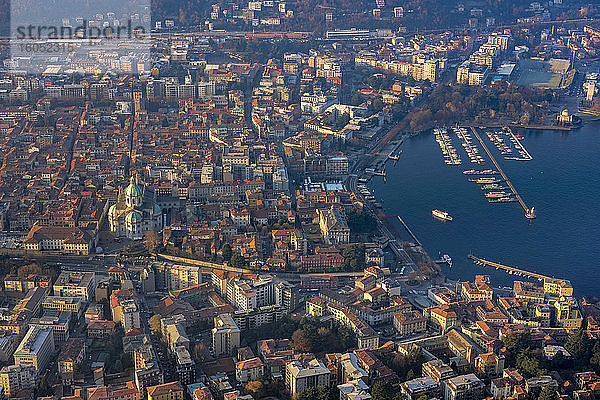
[371,122,600,296]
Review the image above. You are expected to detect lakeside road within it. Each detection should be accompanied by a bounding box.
[346,122,422,274]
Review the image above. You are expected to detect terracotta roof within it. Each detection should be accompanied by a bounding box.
[147,381,184,397]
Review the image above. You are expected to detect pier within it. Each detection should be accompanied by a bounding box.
[506,127,533,161]
[396,215,422,247]
[387,139,404,160]
[470,127,536,219]
[467,254,554,282]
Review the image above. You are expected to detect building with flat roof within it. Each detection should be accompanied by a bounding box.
[30,310,71,344]
[53,271,96,301]
[422,359,456,384]
[401,376,441,399]
[285,359,330,397]
[14,325,55,371]
[0,364,37,397]
[154,262,202,292]
[134,344,164,392]
[444,373,485,400]
[84,303,104,323]
[174,345,195,385]
[212,314,241,357]
[338,379,371,400]
[42,295,84,317]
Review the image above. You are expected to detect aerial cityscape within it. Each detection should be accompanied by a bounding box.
[0,0,599,399]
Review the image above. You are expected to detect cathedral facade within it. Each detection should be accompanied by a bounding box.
[108,176,163,240]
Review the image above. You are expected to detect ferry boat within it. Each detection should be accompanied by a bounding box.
[432,210,453,221]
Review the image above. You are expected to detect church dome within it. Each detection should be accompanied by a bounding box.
[125,178,142,199]
[126,210,143,224]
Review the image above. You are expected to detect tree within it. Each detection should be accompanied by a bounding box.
[347,208,377,234]
[221,243,232,262]
[371,381,403,400]
[297,387,318,400]
[17,263,42,278]
[149,314,162,333]
[516,350,544,378]
[245,380,264,398]
[38,375,50,396]
[342,243,366,271]
[193,342,208,362]
[591,343,600,371]
[538,385,559,400]
[335,112,350,129]
[144,231,162,253]
[337,325,357,350]
[291,329,312,353]
[504,331,530,353]
[230,253,247,268]
[565,330,592,367]
[503,330,531,365]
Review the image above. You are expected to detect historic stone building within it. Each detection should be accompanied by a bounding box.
[108,175,162,240]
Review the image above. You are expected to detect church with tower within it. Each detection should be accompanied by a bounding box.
[108,175,163,240]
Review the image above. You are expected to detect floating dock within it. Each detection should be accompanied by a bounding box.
[470,127,536,219]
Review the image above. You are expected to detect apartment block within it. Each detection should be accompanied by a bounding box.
[14,326,55,371]
[212,314,241,356]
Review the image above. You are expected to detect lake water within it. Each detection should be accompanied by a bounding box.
[371,122,600,297]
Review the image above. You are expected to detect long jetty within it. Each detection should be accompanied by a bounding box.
[396,215,422,247]
[470,127,535,219]
[468,254,552,281]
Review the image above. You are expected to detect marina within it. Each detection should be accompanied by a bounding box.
[372,121,600,295]
[485,127,533,161]
[433,128,461,165]
[436,125,529,206]
[471,127,536,219]
[454,126,485,164]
